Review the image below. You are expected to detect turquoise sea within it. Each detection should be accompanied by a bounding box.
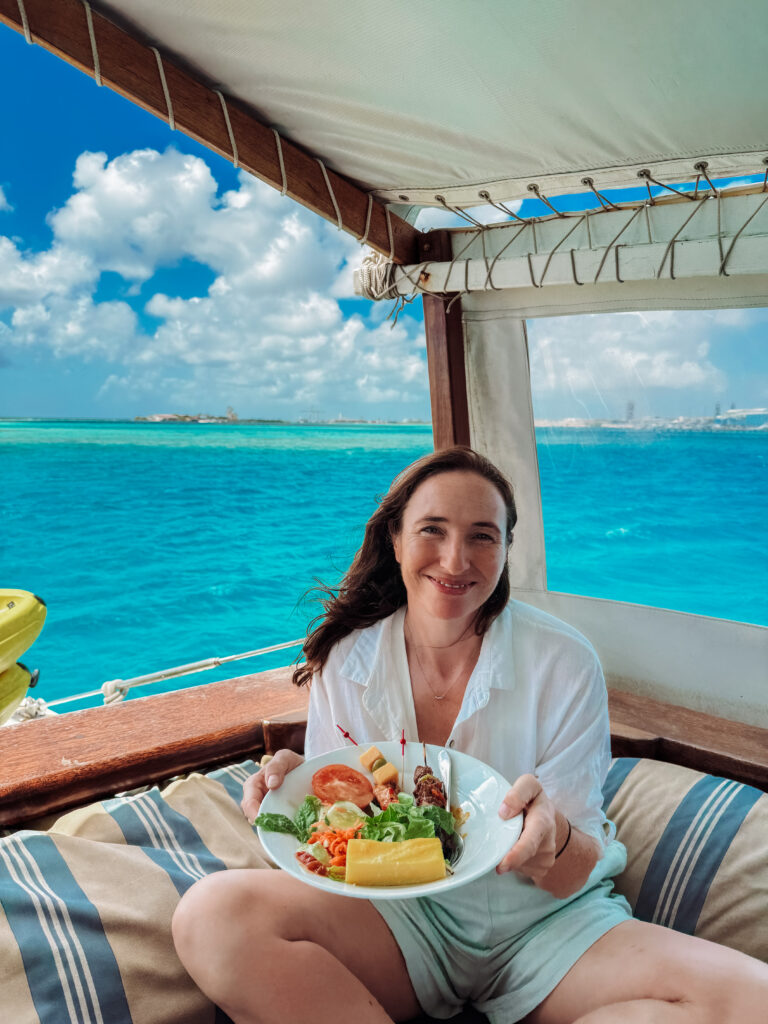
[1,421,766,709]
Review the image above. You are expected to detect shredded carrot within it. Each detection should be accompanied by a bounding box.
[306,820,363,862]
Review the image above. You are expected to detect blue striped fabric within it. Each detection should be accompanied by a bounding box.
[208,760,258,805]
[103,789,230,896]
[0,833,132,1024]
[634,774,762,934]
[601,757,639,811]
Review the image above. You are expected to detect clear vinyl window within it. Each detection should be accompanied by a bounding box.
[526,309,768,626]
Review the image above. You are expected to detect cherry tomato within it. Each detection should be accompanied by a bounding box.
[312,764,374,808]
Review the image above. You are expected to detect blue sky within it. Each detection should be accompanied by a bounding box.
[1,24,766,422]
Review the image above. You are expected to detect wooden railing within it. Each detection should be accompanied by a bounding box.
[1,668,766,829]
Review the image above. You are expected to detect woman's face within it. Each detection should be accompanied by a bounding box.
[391,470,508,627]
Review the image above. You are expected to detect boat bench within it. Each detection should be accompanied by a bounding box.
[1,673,766,1023]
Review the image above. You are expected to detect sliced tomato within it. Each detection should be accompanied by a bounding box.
[295,850,328,876]
[311,764,374,808]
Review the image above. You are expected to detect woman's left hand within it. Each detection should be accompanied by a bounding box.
[495,773,559,883]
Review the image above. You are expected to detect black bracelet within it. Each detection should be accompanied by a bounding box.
[554,817,572,859]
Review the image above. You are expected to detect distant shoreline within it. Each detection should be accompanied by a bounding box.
[1,413,766,432]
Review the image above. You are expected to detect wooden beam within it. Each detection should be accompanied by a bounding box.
[0,0,420,264]
[608,688,768,791]
[0,666,306,827]
[420,230,470,448]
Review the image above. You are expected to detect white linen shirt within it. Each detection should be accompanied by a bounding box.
[305,599,614,847]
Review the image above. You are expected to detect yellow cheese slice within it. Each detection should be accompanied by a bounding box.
[345,838,446,886]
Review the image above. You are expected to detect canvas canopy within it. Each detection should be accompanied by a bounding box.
[75,0,768,208]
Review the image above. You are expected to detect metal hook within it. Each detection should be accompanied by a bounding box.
[615,244,624,283]
[569,249,583,286]
[526,252,542,288]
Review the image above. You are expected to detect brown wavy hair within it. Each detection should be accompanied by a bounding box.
[293,446,516,687]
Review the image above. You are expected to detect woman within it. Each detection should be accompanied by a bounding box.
[173,447,768,1024]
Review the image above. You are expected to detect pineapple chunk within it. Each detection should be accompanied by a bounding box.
[358,745,384,772]
[372,760,399,786]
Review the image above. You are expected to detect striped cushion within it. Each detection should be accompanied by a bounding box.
[0,761,269,1024]
[603,757,767,962]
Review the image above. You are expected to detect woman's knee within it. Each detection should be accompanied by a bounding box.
[172,870,275,976]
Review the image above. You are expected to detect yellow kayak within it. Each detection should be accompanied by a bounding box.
[0,662,38,726]
[0,590,47,674]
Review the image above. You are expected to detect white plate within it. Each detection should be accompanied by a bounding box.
[256,741,523,899]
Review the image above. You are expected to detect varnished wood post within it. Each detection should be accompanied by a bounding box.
[420,230,471,450]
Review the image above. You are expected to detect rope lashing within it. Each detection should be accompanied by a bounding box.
[317,159,343,230]
[485,221,530,289]
[272,129,287,195]
[526,252,542,287]
[719,192,768,276]
[360,194,374,245]
[537,215,586,286]
[477,190,528,225]
[434,195,485,228]
[594,207,642,282]
[385,206,395,261]
[581,178,622,211]
[527,183,566,218]
[656,194,711,279]
[694,161,717,196]
[82,2,101,86]
[569,249,583,285]
[215,91,239,168]
[150,47,175,130]
[16,0,31,43]
[357,251,399,301]
[637,168,695,201]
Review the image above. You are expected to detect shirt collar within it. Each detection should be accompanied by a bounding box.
[340,603,516,735]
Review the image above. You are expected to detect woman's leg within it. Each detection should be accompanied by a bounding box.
[523,919,768,1024]
[172,869,422,1024]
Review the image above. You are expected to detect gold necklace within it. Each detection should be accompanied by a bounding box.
[405,619,477,701]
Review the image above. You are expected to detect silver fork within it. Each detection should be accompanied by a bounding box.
[437,748,465,867]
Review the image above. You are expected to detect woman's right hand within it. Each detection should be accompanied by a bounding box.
[241,748,305,823]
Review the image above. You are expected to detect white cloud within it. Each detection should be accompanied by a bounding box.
[0,186,11,212]
[1,147,428,417]
[527,309,743,418]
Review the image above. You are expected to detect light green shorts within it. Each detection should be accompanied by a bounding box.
[373,840,632,1023]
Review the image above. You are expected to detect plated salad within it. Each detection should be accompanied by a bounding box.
[253,745,462,886]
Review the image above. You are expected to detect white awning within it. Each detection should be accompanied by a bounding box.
[97,0,768,208]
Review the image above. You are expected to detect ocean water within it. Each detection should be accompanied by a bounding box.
[1,421,765,709]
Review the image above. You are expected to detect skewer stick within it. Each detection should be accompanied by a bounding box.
[336,724,358,745]
[400,728,406,792]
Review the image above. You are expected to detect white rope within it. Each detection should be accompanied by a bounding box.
[16,0,31,43]
[214,90,238,168]
[357,251,399,300]
[82,2,101,86]
[317,159,342,230]
[360,194,374,245]
[274,129,290,194]
[385,206,395,260]
[46,637,306,708]
[150,47,175,131]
